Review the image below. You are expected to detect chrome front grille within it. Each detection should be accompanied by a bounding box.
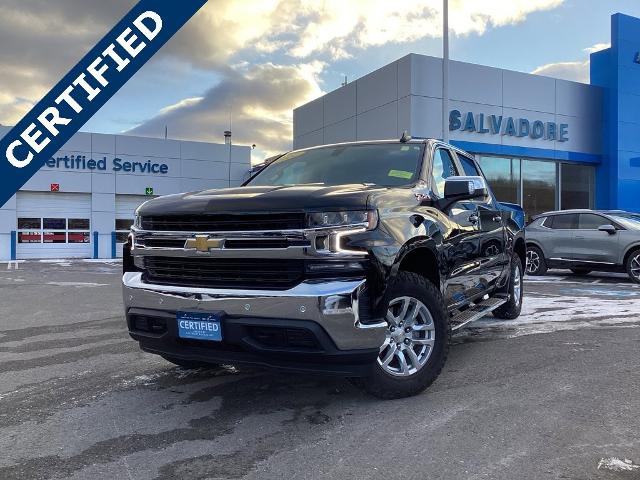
[137,235,306,251]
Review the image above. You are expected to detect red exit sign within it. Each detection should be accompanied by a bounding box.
[50,183,59,192]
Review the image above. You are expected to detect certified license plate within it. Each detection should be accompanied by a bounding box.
[177,312,222,342]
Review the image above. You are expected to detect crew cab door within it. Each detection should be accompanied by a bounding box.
[430,147,498,308]
[454,152,507,288]
[571,213,620,264]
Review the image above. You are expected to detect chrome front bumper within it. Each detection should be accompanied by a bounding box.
[122,272,387,350]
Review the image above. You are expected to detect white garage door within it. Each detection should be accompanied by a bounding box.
[115,195,152,257]
[16,192,92,259]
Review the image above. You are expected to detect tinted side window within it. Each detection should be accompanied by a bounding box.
[579,214,607,229]
[458,154,480,176]
[549,214,578,229]
[431,149,458,197]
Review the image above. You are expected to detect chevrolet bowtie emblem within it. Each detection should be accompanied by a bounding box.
[185,235,225,252]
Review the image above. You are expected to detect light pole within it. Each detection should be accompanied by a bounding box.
[224,129,232,187]
[442,0,449,143]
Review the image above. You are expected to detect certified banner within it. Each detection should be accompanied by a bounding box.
[0,0,207,207]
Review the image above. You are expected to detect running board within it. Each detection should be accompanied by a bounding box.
[450,295,508,331]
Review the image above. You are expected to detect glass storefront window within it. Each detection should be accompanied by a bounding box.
[472,154,595,221]
[479,156,520,204]
[561,163,594,210]
[522,160,557,222]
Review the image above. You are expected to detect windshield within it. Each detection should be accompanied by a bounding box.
[247,143,424,187]
[609,213,640,230]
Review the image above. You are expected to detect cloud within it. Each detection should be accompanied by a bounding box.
[531,42,610,83]
[532,60,590,83]
[268,0,566,59]
[584,42,611,54]
[128,62,324,157]
[0,0,567,156]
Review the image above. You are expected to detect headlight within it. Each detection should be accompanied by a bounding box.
[307,210,378,230]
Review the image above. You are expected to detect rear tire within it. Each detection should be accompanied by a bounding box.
[354,271,449,400]
[161,355,218,370]
[625,249,640,284]
[570,268,592,275]
[526,246,547,276]
[493,253,524,320]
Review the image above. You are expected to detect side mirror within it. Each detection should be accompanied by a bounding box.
[444,176,488,200]
[598,224,617,235]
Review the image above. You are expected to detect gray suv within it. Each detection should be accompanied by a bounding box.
[525,209,640,283]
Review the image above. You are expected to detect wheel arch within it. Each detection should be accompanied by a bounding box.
[513,236,526,269]
[526,239,546,256]
[393,239,441,291]
[622,243,640,267]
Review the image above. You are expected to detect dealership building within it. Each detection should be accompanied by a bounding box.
[294,13,640,219]
[0,128,251,260]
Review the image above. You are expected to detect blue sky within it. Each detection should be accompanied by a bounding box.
[1,0,640,161]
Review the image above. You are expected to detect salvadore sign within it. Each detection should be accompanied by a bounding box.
[0,0,206,208]
[449,110,569,142]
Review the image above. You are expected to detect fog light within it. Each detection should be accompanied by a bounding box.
[306,261,366,273]
[315,235,329,251]
[322,294,353,315]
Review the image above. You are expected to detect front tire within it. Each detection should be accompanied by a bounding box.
[493,253,524,320]
[526,246,547,276]
[626,249,640,284]
[355,271,449,400]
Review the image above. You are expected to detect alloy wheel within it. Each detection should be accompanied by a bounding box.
[378,296,435,377]
[513,262,522,307]
[526,250,540,274]
[631,253,640,281]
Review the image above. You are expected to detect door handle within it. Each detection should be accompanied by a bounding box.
[492,215,502,222]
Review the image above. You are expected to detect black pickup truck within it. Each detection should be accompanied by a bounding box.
[123,137,526,399]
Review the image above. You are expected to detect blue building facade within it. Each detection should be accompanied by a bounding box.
[591,13,640,213]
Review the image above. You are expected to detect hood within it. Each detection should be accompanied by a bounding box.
[137,184,386,216]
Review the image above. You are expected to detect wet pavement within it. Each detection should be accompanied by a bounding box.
[1,261,639,479]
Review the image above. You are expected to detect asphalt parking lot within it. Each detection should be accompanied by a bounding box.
[1,261,639,480]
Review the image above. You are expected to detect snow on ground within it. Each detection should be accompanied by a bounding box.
[45,281,110,288]
[597,457,640,472]
[470,282,640,338]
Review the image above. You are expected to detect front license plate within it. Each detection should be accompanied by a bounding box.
[177,312,222,342]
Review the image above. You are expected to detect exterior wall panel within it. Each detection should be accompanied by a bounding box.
[356,101,398,141]
[356,62,398,114]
